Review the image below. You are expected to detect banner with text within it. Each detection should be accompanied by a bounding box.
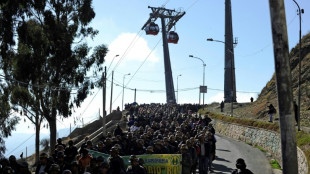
[88,149,182,174]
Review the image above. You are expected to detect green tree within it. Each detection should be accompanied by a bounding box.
[0,85,19,158]
[0,0,107,157]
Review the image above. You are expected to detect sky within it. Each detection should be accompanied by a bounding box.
[4,0,310,157]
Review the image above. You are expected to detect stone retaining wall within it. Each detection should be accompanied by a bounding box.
[213,120,308,174]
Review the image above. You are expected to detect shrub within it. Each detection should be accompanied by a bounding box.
[270,160,281,170]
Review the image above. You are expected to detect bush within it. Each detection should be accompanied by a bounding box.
[270,160,281,170]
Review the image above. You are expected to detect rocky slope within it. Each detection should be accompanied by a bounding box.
[231,32,310,126]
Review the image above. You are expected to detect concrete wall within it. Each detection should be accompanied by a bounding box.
[213,119,308,174]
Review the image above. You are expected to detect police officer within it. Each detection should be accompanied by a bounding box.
[126,155,146,174]
[107,146,126,174]
[180,144,192,174]
[49,163,61,174]
[35,152,50,174]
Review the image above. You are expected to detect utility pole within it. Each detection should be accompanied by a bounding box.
[292,0,304,132]
[134,88,136,103]
[224,0,236,103]
[142,6,185,104]
[268,0,298,173]
[102,67,107,136]
[110,71,114,114]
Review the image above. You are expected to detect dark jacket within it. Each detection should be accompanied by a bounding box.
[108,155,126,174]
[181,151,193,174]
[126,165,146,174]
[196,141,211,157]
[231,168,254,174]
[35,163,50,174]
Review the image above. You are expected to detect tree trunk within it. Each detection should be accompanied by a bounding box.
[49,117,57,155]
[35,115,40,164]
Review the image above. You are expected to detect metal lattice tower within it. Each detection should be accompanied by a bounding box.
[142,6,185,104]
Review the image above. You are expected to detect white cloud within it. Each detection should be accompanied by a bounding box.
[207,93,224,104]
[236,92,258,103]
[105,33,159,64]
[207,92,258,104]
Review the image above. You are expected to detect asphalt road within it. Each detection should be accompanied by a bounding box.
[209,134,273,174]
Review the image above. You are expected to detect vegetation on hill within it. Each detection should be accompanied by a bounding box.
[228,32,310,127]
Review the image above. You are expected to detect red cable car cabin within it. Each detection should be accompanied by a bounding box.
[167,31,179,44]
[145,22,159,35]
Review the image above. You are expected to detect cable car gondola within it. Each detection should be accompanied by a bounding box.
[145,22,159,35]
[167,31,179,44]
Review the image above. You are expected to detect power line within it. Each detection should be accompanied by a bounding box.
[0,75,79,92]
[186,0,200,11]
[5,133,35,156]
[111,38,162,106]
[108,31,143,78]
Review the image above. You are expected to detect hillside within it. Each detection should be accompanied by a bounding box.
[227,32,310,126]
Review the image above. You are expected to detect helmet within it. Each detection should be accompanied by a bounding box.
[49,164,60,171]
[129,155,138,162]
[62,169,72,174]
[146,146,153,152]
[110,146,119,153]
[180,144,188,150]
[114,144,121,150]
[57,151,65,158]
[40,152,49,159]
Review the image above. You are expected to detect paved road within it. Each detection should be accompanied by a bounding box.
[209,134,273,174]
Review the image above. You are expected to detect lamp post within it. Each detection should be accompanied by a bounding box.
[189,55,206,105]
[107,54,119,72]
[122,73,130,111]
[177,74,182,104]
[292,0,304,131]
[207,37,237,116]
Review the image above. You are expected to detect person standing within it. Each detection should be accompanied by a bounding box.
[267,103,276,123]
[197,135,211,174]
[126,155,146,174]
[220,101,224,112]
[293,100,299,125]
[180,144,192,174]
[108,146,126,174]
[250,97,254,103]
[35,153,50,174]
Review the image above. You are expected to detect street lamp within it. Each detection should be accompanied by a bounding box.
[122,73,131,111]
[189,55,206,105]
[207,38,225,44]
[207,37,237,116]
[177,74,182,104]
[293,0,304,131]
[107,54,119,72]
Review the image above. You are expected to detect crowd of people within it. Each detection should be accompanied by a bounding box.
[0,103,253,174]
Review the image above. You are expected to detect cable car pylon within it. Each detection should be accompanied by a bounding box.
[141,6,185,104]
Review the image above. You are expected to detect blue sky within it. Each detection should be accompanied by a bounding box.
[5,0,310,157]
